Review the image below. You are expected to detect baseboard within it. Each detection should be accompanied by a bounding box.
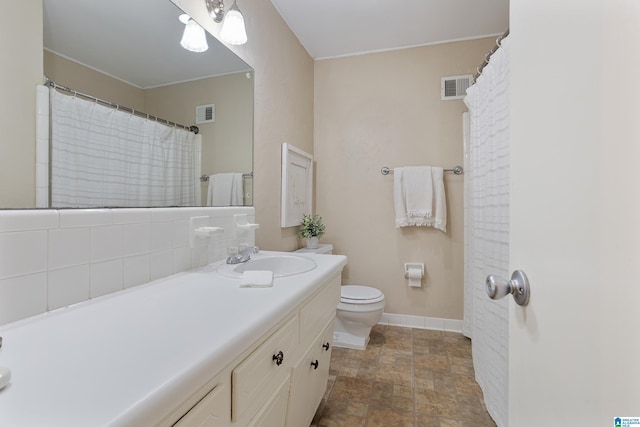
[378,312,463,334]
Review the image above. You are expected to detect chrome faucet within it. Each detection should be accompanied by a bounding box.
[226,245,259,264]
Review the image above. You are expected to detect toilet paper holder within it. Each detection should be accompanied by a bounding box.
[404,263,424,278]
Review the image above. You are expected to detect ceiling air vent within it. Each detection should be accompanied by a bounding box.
[195,104,215,124]
[441,75,472,100]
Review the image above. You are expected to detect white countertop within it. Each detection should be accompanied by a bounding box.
[0,252,347,426]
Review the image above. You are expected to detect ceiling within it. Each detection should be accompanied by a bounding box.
[43,0,251,89]
[43,0,509,89]
[270,0,510,59]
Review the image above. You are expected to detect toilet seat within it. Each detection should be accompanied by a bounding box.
[340,285,384,304]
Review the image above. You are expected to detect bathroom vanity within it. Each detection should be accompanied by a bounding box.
[0,252,346,426]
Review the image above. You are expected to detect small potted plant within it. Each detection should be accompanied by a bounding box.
[298,213,326,249]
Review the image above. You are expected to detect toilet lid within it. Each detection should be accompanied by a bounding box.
[341,285,383,302]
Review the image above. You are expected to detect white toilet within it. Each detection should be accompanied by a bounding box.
[295,244,386,350]
[333,285,385,350]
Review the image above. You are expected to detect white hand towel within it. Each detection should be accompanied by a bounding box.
[240,270,274,288]
[394,166,433,227]
[230,173,244,206]
[207,173,244,206]
[393,166,447,232]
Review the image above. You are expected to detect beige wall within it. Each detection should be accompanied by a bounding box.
[44,51,145,110]
[173,0,315,251]
[145,72,253,203]
[314,38,495,319]
[0,2,42,208]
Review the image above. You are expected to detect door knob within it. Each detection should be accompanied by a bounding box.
[486,270,530,306]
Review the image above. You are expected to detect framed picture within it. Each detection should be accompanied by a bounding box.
[281,143,313,227]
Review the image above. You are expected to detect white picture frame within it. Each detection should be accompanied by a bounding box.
[281,143,313,228]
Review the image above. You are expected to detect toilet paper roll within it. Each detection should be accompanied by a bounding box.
[407,268,422,287]
[407,268,422,279]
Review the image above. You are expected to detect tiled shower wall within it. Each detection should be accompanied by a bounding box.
[0,206,255,326]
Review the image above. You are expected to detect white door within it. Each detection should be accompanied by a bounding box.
[509,1,640,426]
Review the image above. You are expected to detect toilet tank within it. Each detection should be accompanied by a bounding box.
[294,244,333,254]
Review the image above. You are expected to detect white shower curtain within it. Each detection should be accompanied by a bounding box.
[50,88,201,207]
[463,36,510,427]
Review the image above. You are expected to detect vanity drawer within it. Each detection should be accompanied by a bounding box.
[232,314,298,422]
[299,274,340,344]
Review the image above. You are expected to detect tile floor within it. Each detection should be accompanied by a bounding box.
[311,324,496,427]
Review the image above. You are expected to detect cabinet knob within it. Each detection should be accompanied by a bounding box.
[310,359,319,370]
[322,342,330,351]
[272,351,284,366]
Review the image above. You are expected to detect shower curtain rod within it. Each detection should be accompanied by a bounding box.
[473,28,510,81]
[44,78,199,134]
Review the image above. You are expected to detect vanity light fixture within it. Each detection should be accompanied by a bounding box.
[179,14,209,53]
[205,0,248,46]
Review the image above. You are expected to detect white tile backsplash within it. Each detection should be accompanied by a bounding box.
[150,250,173,281]
[0,207,254,326]
[0,273,47,325]
[48,265,91,310]
[91,225,123,261]
[172,220,189,248]
[150,208,181,223]
[173,247,192,273]
[59,209,112,228]
[150,222,173,251]
[123,254,150,289]
[90,259,123,298]
[0,230,48,279]
[123,223,150,256]
[48,227,91,270]
[112,208,151,224]
[191,246,209,269]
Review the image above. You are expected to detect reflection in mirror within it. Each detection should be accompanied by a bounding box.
[37,0,254,208]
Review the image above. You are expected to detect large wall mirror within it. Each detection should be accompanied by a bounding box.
[38,0,254,208]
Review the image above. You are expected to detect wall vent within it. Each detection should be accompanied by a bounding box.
[195,104,215,124]
[441,75,473,100]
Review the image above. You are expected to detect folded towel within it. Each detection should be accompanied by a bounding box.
[394,166,432,227]
[431,167,447,232]
[206,173,244,206]
[394,166,447,231]
[240,270,274,288]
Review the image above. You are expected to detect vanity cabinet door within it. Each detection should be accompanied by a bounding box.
[232,314,298,423]
[173,380,230,427]
[299,275,340,346]
[285,318,335,427]
[246,375,291,427]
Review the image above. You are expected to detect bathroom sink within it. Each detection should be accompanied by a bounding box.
[217,254,317,279]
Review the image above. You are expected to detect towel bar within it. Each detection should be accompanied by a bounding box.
[381,165,464,175]
[200,172,253,182]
